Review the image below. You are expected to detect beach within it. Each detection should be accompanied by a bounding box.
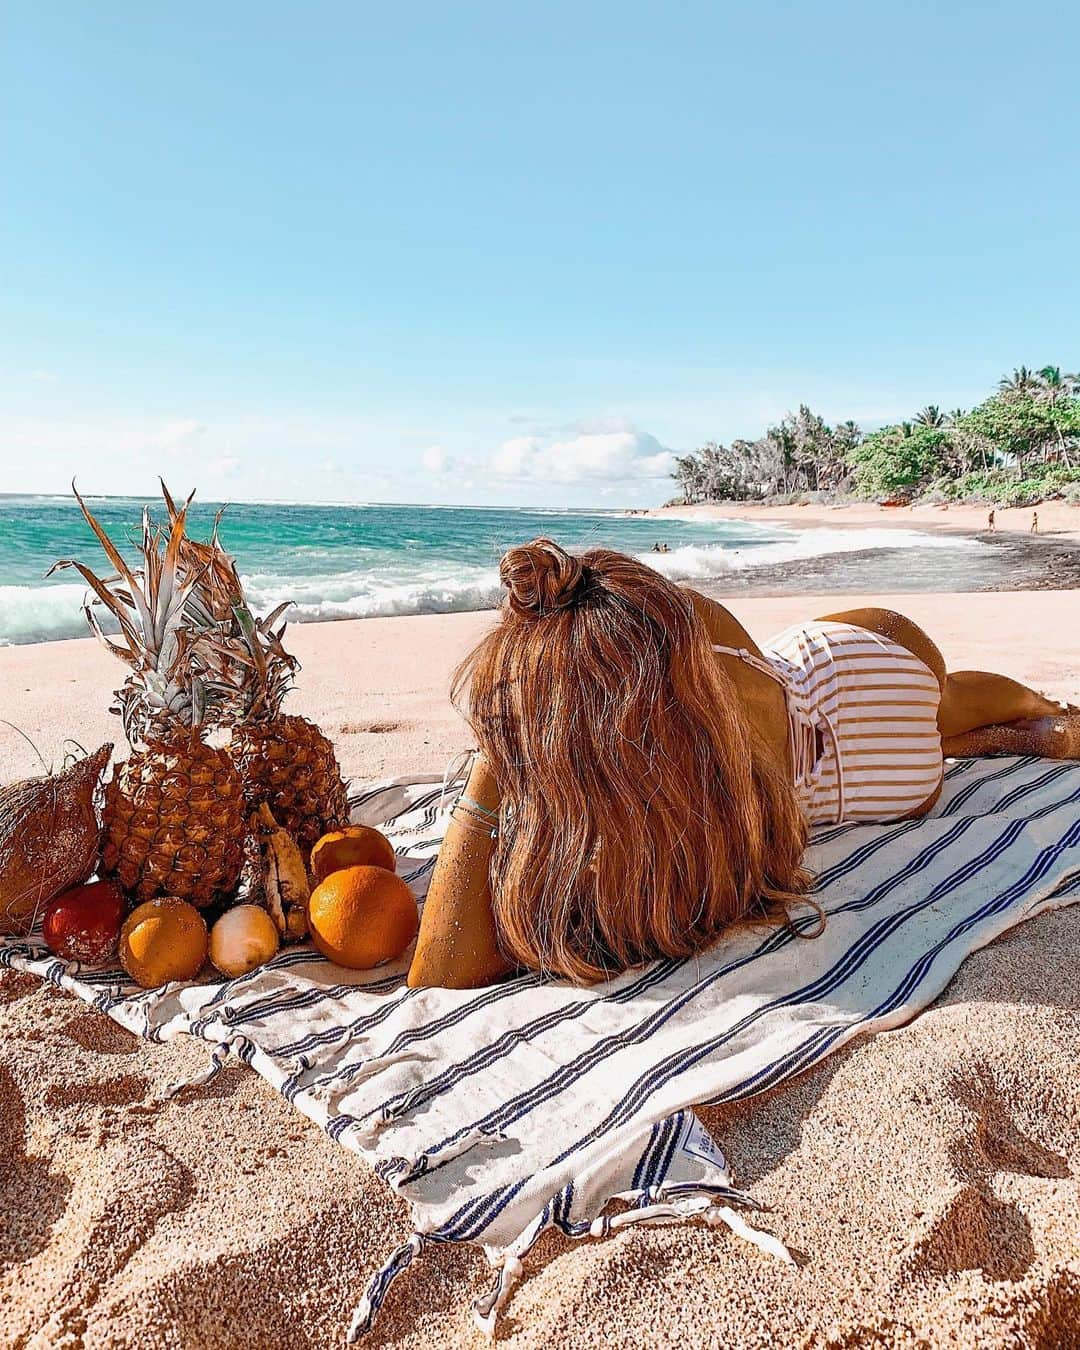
[648,500,1080,599]
[10,0,1080,1341]
[3,588,1080,1347]
[651,499,1080,542]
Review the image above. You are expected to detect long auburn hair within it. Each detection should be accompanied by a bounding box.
[452,538,812,983]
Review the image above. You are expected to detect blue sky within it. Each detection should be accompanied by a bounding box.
[2,2,1078,506]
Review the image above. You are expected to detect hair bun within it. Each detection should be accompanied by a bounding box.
[500,538,586,616]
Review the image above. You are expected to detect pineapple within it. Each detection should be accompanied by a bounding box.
[102,733,244,904]
[157,487,349,853]
[216,604,348,854]
[49,488,246,906]
[231,713,348,853]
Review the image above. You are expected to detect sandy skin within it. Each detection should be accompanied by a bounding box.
[1,592,1080,1346]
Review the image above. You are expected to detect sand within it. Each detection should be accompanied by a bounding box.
[651,498,1080,543]
[2,590,1080,1348]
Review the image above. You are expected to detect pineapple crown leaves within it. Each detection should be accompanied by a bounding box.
[47,482,236,742]
[199,597,300,723]
[49,480,302,737]
[158,481,301,724]
[159,479,245,626]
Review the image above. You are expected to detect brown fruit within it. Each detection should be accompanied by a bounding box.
[102,733,245,907]
[308,865,418,970]
[0,744,112,936]
[119,897,208,988]
[310,825,396,882]
[43,879,125,967]
[231,715,348,853]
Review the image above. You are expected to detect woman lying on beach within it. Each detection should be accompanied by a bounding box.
[408,538,1080,990]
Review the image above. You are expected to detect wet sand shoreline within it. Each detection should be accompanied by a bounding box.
[695,530,1080,599]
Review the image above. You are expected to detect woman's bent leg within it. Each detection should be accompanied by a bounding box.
[939,672,1078,758]
[942,714,1080,759]
[937,670,1064,737]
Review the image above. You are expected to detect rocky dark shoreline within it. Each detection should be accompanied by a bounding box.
[696,531,1080,600]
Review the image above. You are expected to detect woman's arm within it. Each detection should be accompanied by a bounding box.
[406,755,514,989]
[683,588,791,767]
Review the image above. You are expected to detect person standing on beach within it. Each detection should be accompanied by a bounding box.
[1032,511,1039,535]
[988,509,995,532]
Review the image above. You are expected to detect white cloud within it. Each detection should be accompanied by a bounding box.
[152,419,206,453]
[489,427,676,484]
[29,369,59,385]
[414,423,677,501]
[0,407,679,506]
[421,444,452,474]
[490,435,538,477]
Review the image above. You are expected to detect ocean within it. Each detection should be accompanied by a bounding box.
[0,494,987,647]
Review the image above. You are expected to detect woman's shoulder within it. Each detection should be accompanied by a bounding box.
[682,587,764,656]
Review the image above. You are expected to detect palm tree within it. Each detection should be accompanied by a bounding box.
[1035,365,1079,405]
[998,365,1037,394]
[943,408,994,471]
[1035,366,1080,466]
[914,405,946,428]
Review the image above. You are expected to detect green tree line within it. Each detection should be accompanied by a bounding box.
[671,366,1080,508]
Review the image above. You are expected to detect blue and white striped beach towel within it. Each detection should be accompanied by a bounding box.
[3,754,1080,1339]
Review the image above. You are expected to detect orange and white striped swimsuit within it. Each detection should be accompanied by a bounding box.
[715,621,944,826]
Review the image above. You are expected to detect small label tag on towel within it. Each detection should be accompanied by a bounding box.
[679,1113,726,1171]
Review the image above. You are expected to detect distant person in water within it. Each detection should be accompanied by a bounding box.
[1032,511,1039,535]
[408,539,1080,990]
[988,509,996,532]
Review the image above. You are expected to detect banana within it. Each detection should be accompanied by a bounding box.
[253,803,310,940]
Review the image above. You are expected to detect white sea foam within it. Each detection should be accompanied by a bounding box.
[243,527,977,625]
[639,526,977,582]
[0,527,979,646]
[0,584,92,646]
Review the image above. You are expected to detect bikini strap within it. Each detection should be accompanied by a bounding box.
[711,644,787,687]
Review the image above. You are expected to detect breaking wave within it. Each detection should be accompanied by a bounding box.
[0,525,977,646]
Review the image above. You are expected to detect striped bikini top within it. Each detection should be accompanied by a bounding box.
[714,620,944,826]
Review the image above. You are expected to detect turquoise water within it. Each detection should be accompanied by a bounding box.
[0,494,795,645]
[0,494,984,646]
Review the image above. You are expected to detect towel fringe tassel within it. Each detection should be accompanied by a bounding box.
[588,1190,796,1266]
[347,1233,426,1343]
[463,1185,794,1341]
[159,1041,231,1100]
[703,1202,798,1266]
[472,1253,525,1337]
[472,1205,553,1336]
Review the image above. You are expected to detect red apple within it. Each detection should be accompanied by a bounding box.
[43,880,125,967]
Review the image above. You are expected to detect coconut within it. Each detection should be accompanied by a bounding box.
[0,743,112,936]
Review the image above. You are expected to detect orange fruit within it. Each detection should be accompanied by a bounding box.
[120,897,208,988]
[308,865,418,970]
[310,825,397,882]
